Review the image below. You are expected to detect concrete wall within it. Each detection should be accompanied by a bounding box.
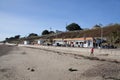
[19,44,120,57]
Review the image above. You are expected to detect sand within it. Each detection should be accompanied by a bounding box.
[0,44,120,80]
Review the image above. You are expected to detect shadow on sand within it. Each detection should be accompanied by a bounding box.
[0,45,15,57]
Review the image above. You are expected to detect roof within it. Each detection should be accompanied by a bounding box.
[54,37,93,41]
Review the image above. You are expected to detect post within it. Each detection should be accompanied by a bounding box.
[100,24,103,48]
[101,27,103,48]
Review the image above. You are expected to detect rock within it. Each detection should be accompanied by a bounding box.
[68,68,78,72]
[27,68,30,70]
[27,68,35,72]
[31,69,35,72]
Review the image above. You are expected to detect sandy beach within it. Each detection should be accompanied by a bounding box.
[0,44,120,80]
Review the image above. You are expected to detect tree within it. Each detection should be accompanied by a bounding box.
[42,30,49,35]
[5,38,9,42]
[49,31,55,34]
[14,35,20,39]
[9,37,14,40]
[28,33,38,37]
[92,24,101,29]
[66,23,82,31]
[109,31,120,45]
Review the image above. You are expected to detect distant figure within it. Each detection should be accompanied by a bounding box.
[90,47,94,56]
[16,43,18,46]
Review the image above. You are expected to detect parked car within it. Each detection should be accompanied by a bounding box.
[101,45,117,49]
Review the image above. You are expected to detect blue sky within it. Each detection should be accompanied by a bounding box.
[0,0,120,41]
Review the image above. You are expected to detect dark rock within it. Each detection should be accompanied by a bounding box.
[31,69,35,72]
[27,68,30,70]
[68,68,78,72]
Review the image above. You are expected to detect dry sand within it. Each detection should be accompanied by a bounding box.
[0,44,120,80]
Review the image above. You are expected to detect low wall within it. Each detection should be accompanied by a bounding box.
[19,44,120,56]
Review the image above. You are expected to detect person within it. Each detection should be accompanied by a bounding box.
[90,47,94,56]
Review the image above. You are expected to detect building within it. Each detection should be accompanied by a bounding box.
[52,37,107,48]
[37,39,45,45]
[23,37,106,48]
[53,37,94,48]
[53,38,64,46]
[24,40,29,45]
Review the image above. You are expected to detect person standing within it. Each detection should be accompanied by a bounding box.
[90,47,94,56]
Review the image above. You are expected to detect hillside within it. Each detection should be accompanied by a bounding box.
[54,24,120,38]
[5,24,120,46]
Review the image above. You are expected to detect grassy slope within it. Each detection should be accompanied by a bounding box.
[7,24,120,45]
[55,24,120,38]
